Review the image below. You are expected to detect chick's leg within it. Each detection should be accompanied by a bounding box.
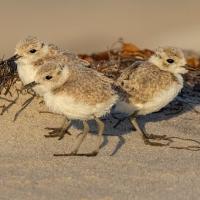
[66,118,104,157]
[91,117,105,156]
[130,115,171,146]
[54,120,89,156]
[70,120,89,154]
[45,117,72,140]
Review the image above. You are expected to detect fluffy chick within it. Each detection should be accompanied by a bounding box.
[25,61,119,156]
[115,46,187,145]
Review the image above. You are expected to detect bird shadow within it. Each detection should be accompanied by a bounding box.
[44,85,200,155]
[63,116,131,156]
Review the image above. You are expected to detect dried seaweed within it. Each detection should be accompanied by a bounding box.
[79,39,154,80]
[0,58,20,114]
[0,58,18,95]
[79,40,200,116]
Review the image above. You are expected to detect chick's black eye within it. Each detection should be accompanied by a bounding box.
[29,49,37,53]
[45,75,52,80]
[167,59,174,64]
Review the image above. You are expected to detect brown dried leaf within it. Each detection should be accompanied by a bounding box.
[186,58,200,70]
[121,42,140,56]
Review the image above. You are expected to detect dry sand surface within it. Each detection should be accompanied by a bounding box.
[1,0,200,199]
[0,92,200,200]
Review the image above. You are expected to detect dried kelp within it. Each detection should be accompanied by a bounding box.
[79,40,200,116]
[79,40,154,80]
[0,58,18,95]
[0,58,20,114]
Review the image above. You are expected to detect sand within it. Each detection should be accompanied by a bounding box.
[0,92,200,200]
[1,1,200,199]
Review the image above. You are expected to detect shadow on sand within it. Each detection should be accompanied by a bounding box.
[43,85,200,155]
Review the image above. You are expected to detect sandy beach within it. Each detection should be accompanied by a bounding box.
[0,1,200,200]
[0,91,200,200]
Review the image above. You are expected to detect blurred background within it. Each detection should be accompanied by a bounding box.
[0,0,200,56]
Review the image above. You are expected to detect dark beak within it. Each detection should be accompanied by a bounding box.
[7,54,21,62]
[24,81,39,90]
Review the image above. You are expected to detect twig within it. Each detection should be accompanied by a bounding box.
[13,94,36,121]
[0,94,19,115]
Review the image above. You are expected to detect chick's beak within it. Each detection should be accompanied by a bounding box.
[7,54,21,62]
[24,81,39,90]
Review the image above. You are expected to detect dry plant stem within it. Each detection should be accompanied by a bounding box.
[0,94,19,115]
[169,136,200,151]
[13,93,36,121]
[3,76,18,96]
[1,99,17,115]
[170,146,200,151]
[39,111,59,115]
[0,96,16,103]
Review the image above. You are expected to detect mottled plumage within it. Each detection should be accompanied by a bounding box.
[114,47,187,146]
[52,66,116,106]
[36,62,118,113]
[12,36,119,156]
[27,61,119,156]
[116,47,187,115]
[12,36,89,95]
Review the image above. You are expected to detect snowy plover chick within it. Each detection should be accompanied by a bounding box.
[7,36,90,122]
[115,47,187,146]
[25,61,119,156]
[8,36,89,96]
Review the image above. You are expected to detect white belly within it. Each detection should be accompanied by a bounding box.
[44,92,117,120]
[17,63,37,85]
[138,82,182,115]
[17,62,44,95]
[114,75,183,116]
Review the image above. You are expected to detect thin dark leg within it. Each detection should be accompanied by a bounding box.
[54,118,105,157]
[112,115,127,128]
[111,112,136,130]
[70,120,89,154]
[90,117,105,156]
[54,120,90,156]
[45,117,72,140]
[73,117,105,156]
[130,115,172,146]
